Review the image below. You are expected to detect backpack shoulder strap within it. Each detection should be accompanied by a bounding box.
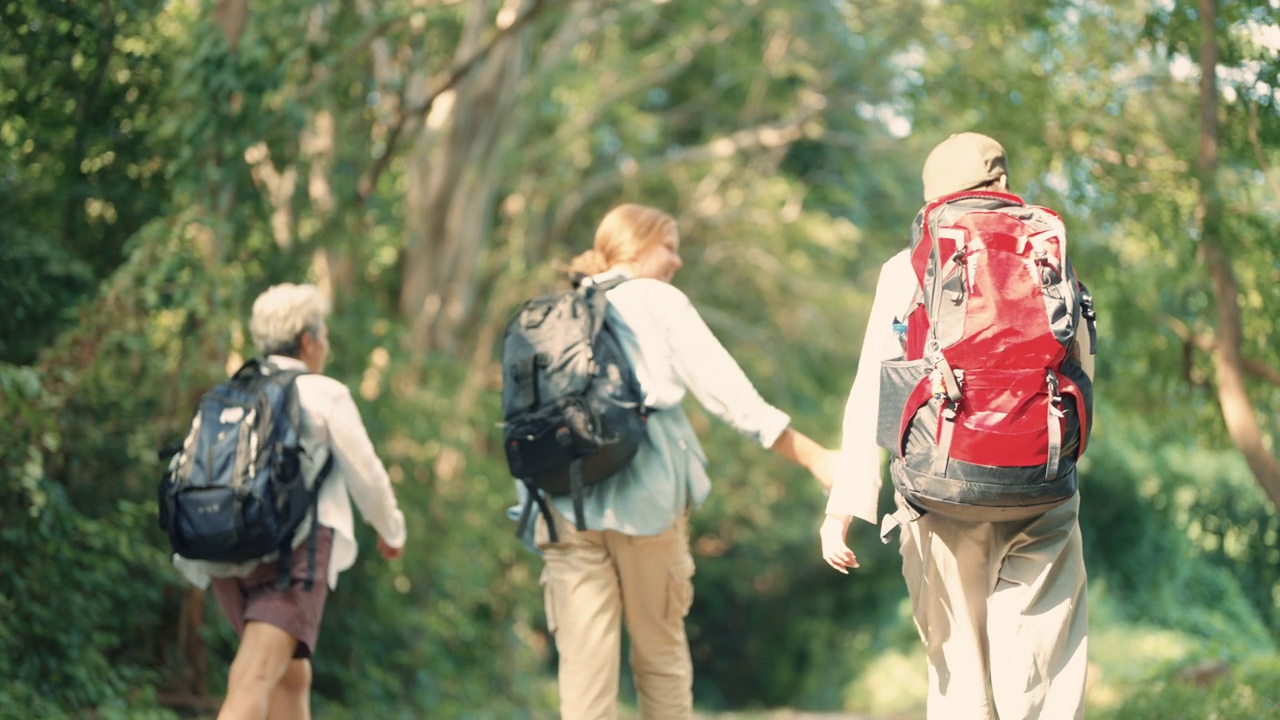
[579,276,628,339]
[585,275,630,293]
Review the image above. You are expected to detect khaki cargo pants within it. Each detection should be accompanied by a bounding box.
[536,508,696,720]
[899,493,1088,720]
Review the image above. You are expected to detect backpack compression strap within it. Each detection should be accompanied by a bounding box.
[273,449,335,591]
[511,460,588,544]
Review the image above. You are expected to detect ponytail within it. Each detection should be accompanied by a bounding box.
[568,203,676,280]
[567,249,609,277]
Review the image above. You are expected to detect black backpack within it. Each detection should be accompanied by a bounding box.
[158,359,332,589]
[501,276,648,541]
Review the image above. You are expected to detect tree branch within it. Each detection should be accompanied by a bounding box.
[521,0,766,165]
[550,91,829,237]
[295,17,406,103]
[1166,317,1280,389]
[355,0,553,202]
[1246,100,1280,204]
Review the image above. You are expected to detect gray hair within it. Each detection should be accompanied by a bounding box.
[249,283,331,356]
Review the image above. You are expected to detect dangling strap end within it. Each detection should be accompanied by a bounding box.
[569,459,587,532]
[1045,372,1064,481]
[275,543,293,591]
[879,502,922,544]
[932,402,957,477]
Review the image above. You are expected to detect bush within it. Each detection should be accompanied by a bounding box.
[1096,654,1280,720]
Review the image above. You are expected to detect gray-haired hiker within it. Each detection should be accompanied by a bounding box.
[163,283,406,720]
[502,203,835,719]
[821,133,1097,720]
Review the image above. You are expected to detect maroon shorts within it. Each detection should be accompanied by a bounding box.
[210,526,334,659]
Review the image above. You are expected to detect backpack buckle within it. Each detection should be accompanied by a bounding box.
[926,349,964,404]
[1046,370,1063,408]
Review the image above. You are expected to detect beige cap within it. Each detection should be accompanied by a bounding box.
[921,132,1008,201]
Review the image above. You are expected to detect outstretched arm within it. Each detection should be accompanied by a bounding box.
[769,426,837,492]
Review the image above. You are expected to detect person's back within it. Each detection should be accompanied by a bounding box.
[169,283,407,720]
[821,133,1095,720]
[515,203,835,720]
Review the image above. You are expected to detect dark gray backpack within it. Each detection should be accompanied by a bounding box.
[501,276,647,540]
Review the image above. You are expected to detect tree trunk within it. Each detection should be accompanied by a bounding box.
[178,587,208,697]
[173,0,256,698]
[212,0,250,52]
[1196,0,1280,509]
[399,0,532,354]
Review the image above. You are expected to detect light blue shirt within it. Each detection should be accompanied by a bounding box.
[510,268,792,542]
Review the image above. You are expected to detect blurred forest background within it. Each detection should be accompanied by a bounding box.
[2,0,1279,718]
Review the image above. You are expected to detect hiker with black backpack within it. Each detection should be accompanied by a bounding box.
[163,283,407,720]
[819,133,1097,720]
[502,203,835,719]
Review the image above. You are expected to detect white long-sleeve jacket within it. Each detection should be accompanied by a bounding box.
[174,355,406,589]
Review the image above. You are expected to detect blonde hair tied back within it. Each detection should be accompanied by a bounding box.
[567,203,677,279]
[567,249,609,277]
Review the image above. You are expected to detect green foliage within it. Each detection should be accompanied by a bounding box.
[1080,405,1279,646]
[0,233,97,365]
[0,486,174,710]
[3,0,1279,716]
[1096,654,1280,720]
[0,363,178,715]
[0,0,176,362]
[684,462,904,710]
[301,351,555,717]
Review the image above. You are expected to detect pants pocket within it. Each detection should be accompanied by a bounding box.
[666,556,696,624]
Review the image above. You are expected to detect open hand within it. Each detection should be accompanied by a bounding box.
[820,515,859,574]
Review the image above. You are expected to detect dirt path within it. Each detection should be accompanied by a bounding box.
[183,707,918,719]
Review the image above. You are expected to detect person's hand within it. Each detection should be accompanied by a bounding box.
[820,514,858,574]
[377,535,403,560]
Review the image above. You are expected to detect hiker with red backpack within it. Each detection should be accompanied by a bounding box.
[503,203,835,719]
[164,283,407,720]
[820,133,1097,720]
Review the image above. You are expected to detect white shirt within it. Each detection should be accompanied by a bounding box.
[174,355,406,589]
[603,272,791,443]
[513,269,792,539]
[825,250,916,525]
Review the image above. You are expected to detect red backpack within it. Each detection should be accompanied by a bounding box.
[876,190,1097,522]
